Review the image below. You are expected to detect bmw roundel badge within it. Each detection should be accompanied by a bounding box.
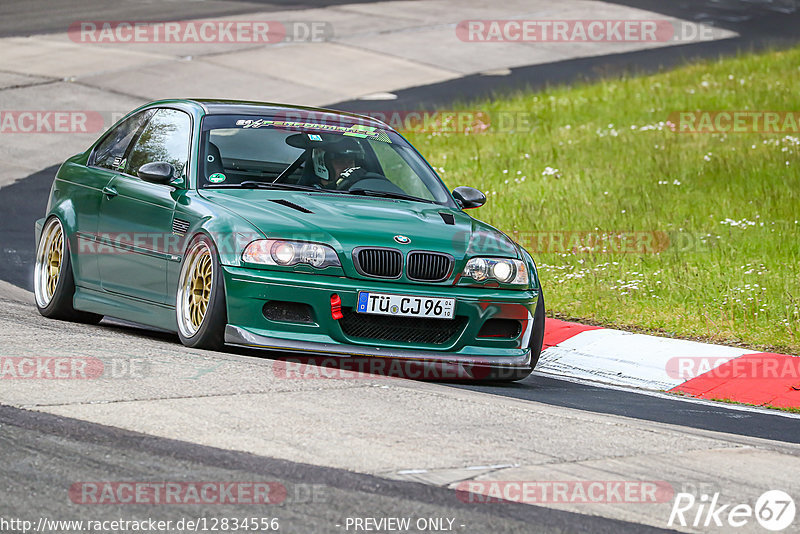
[394,235,411,244]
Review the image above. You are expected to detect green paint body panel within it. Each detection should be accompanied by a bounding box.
[37,99,542,365]
[223,266,537,356]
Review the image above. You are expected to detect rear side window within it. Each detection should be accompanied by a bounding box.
[127,108,192,180]
[91,110,153,170]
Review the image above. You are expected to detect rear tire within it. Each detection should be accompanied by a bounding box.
[176,234,227,350]
[34,216,103,324]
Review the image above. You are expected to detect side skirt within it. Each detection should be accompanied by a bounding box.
[74,286,178,332]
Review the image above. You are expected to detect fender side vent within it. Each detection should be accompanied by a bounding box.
[172,218,190,236]
[270,199,313,214]
[439,212,455,225]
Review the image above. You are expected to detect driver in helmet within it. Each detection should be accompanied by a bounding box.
[310,139,366,189]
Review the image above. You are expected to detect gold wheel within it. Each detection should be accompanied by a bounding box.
[177,239,214,338]
[35,218,65,308]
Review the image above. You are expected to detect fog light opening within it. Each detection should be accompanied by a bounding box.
[478,319,522,339]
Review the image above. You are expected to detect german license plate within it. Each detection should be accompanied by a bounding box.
[356,292,455,319]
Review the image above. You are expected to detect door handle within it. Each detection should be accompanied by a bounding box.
[102,185,118,198]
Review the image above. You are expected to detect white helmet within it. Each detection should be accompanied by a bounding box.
[311,139,365,181]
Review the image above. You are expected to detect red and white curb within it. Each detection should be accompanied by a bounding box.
[539,319,800,409]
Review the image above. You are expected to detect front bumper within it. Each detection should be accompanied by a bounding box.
[222,265,540,379]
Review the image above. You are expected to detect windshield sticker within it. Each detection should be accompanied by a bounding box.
[208,173,227,184]
[234,119,392,143]
[308,134,322,141]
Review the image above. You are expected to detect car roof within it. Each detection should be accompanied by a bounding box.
[186,98,391,130]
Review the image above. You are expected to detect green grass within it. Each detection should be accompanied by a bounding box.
[407,46,800,354]
[709,397,800,414]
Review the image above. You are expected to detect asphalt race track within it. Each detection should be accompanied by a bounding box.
[1,405,675,534]
[2,1,800,532]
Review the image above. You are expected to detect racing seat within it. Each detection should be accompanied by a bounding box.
[297,151,320,187]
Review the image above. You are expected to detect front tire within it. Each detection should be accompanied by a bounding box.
[486,289,545,383]
[176,234,227,350]
[34,216,103,324]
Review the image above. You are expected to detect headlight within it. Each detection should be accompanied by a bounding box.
[242,239,341,269]
[462,257,529,286]
[464,257,489,281]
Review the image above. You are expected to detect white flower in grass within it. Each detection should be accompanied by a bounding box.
[720,218,757,228]
[542,166,560,177]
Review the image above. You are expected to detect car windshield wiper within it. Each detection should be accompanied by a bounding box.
[205,181,323,192]
[346,188,435,203]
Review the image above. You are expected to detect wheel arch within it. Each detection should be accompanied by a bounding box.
[188,211,265,268]
[41,204,80,274]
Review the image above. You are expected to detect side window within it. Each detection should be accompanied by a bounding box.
[91,110,153,170]
[370,141,435,200]
[126,109,191,180]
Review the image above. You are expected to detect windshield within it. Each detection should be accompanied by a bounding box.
[198,114,455,206]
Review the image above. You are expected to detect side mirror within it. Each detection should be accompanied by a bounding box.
[138,162,176,185]
[452,186,486,209]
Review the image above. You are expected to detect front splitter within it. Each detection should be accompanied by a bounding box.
[224,325,532,381]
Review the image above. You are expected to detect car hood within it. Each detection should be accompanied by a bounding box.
[200,189,520,259]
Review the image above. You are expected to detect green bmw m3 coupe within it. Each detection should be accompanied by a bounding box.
[34,99,544,381]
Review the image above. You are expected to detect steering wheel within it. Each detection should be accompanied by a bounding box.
[336,169,387,191]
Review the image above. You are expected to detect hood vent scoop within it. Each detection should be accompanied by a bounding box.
[269,199,313,214]
[439,212,455,225]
